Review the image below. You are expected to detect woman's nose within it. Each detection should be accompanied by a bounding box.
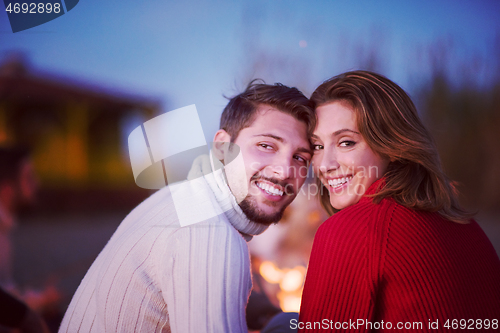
[315,149,340,175]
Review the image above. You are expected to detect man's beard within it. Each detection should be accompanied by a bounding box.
[238,194,286,226]
[237,175,295,226]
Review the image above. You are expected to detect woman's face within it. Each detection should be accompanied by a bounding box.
[312,101,389,210]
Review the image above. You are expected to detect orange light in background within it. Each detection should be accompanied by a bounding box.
[260,262,306,313]
[278,292,302,312]
[280,266,305,292]
[260,261,283,284]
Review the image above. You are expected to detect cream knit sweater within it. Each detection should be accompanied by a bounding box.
[59,156,268,332]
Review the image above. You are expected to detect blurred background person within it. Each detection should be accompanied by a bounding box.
[0,147,37,289]
[0,147,60,332]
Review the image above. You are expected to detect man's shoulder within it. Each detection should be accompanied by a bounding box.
[136,186,174,213]
[122,183,240,235]
[118,186,178,231]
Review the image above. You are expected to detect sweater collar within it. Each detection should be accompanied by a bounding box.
[361,176,386,198]
[187,154,269,241]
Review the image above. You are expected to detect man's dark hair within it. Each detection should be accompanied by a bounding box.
[0,146,30,185]
[220,80,315,142]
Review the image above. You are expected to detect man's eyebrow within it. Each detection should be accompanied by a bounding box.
[296,147,313,155]
[252,134,284,142]
[254,134,312,154]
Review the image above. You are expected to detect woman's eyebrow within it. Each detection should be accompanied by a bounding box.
[331,128,360,136]
[313,129,360,139]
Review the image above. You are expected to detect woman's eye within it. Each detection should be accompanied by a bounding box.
[339,140,356,147]
[313,144,324,150]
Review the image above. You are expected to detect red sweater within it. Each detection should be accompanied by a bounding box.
[299,179,500,332]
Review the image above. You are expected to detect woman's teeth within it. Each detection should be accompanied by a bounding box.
[328,176,353,189]
[256,182,284,196]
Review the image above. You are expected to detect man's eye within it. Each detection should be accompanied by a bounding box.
[339,141,356,147]
[313,144,324,150]
[258,143,274,150]
[294,155,308,163]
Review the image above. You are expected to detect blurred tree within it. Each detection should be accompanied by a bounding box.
[421,37,500,212]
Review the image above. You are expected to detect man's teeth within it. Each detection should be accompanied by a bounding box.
[256,182,284,196]
[328,176,353,188]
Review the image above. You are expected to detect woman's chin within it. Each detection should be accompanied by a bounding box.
[329,193,360,211]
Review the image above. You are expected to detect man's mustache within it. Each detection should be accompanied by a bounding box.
[250,174,296,196]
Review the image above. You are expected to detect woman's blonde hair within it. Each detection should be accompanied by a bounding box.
[311,70,471,223]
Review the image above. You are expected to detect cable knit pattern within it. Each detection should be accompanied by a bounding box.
[60,155,267,333]
[299,178,500,332]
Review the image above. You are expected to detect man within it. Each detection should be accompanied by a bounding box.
[59,82,315,332]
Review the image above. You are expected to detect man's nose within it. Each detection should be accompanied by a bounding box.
[267,154,294,180]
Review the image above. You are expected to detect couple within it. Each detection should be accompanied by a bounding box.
[60,71,500,332]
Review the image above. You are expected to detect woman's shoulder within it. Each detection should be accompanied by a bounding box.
[317,195,397,241]
[316,188,489,250]
[372,199,498,265]
[326,192,397,220]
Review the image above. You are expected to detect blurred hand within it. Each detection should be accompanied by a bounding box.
[23,285,61,312]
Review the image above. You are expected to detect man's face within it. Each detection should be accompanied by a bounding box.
[222,106,311,225]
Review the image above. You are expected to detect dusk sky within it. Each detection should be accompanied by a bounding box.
[1,0,499,141]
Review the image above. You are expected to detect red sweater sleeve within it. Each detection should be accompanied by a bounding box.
[299,197,500,332]
[298,198,391,332]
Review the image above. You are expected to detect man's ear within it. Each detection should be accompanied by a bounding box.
[213,129,232,161]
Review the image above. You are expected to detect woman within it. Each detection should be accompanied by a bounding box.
[299,71,500,332]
